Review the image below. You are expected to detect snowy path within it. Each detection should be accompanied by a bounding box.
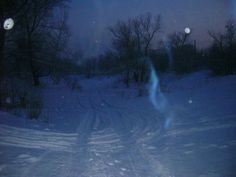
[0,76,236,177]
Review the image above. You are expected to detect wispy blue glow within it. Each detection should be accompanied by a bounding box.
[148,60,173,129]
[149,64,167,113]
[148,36,178,130]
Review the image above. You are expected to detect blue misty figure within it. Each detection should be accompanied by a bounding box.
[149,64,173,130]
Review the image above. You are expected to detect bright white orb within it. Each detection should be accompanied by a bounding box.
[3,18,14,30]
[188,99,193,104]
[184,27,191,34]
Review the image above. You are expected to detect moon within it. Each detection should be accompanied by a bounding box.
[184,27,191,34]
[3,18,14,30]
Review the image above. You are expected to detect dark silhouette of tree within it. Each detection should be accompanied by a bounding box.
[0,0,28,73]
[108,13,161,86]
[133,13,161,56]
[15,0,69,86]
[0,0,28,108]
[0,0,71,110]
[208,20,236,75]
[132,13,161,83]
[109,20,136,87]
[168,31,200,74]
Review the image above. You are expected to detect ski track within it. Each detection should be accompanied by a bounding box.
[0,79,236,177]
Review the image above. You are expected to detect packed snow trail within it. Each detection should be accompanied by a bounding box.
[0,74,236,177]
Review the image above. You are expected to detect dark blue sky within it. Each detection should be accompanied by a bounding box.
[68,0,233,57]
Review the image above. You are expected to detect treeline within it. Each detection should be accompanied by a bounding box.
[80,13,236,87]
[0,0,79,118]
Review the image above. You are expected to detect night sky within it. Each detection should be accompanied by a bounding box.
[68,0,234,57]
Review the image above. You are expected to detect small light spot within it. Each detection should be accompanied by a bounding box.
[184,150,194,155]
[0,164,7,171]
[114,160,120,163]
[188,99,193,104]
[120,168,127,171]
[95,153,100,156]
[5,97,11,104]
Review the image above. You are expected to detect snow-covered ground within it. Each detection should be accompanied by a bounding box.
[0,72,236,177]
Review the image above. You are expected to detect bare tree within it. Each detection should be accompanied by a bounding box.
[208,20,236,75]
[133,13,161,56]
[208,31,224,53]
[0,0,28,107]
[108,20,136,87]
[45,7,70,80]
[109,20,136,59]
[109,13,161,86]
[0,0,28,70]
[169,32,190,49]
[16,0,69,86]
[168,31,199,74]
[132,13,161,83]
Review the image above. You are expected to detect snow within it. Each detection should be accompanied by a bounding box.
[0,71,236,177]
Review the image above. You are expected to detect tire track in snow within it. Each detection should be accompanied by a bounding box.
[165,121,236,137]
[19,151,85,177]
[79,91,130,176]
[83,128,127,177]
[95,91,173,177]
[0,124,77,153]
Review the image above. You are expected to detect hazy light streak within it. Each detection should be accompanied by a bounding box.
[162,36,173,72]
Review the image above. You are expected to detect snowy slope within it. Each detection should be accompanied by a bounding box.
[0,72,236,177]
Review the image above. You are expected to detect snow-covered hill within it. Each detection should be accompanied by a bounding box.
[0,72,236,177]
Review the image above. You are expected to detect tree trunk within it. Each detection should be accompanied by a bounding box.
[30,59,40,86]
[27,37,40,87]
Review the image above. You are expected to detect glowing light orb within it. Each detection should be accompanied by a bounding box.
[184,27,191,34]
[188,99,193,104]
[3,18,14,30]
